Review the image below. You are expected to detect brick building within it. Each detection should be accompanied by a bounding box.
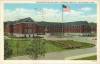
[4,17,94,37]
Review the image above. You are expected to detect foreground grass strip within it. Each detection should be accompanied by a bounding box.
[65,53,96,60]
[74,55,97,60]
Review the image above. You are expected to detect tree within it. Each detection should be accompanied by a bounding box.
[4,39,12,59]
[26,38,46,59]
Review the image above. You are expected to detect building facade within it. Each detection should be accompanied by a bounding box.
[4,17,94,37]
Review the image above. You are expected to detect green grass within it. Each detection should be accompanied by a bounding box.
[74,55,97,60]
[4,38,95,58]
[6,39,32,56]
[45,41,65,52]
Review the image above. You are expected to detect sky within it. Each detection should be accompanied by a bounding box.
[4,2,97,23]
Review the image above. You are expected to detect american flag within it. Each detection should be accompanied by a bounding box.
[62,4,70,12]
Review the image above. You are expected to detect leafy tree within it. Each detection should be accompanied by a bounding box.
[26,38,46,59]
[4,39,12,59]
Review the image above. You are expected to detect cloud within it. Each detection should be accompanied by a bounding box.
[43,8,59,16]
[64,14,97,22]
[4,8,96,22]
[5,8,35,21]
[80,7,92,11]
[4,8,62,22]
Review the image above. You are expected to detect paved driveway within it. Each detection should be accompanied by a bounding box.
[7,47,96,60]
[45,36,97,45]
[38,47,96,60]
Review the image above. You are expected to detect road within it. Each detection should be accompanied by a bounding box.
[38,46,96,60]
[45,36,97,45]
[7,46,96,60]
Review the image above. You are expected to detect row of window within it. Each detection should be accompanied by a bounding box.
[24,29,33,33]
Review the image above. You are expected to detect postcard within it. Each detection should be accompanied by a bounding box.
[0,0,99,64]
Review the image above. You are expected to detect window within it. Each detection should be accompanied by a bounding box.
[28,29,32,33]
[24,29,27,33]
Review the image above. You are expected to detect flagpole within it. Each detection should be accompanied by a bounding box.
[62,5,64,37]
[62,5,63,23]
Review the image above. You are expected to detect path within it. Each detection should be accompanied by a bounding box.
[7,47,96,60]
[45,36,97,45]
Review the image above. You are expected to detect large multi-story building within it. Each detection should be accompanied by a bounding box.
[4,17,95,37]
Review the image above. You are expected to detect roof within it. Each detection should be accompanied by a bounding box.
[64,21,89,26]
[15,17,35,23]
[4,17,89,26]
[37,21,63,27]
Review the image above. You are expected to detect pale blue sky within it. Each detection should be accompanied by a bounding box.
[4,3,97,22]
[5,3,96,15]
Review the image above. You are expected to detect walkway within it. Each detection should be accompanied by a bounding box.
[45,36,97,45]
[7,47,96,60]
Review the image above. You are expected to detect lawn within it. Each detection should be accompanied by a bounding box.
[4,38,95,59]
[74,55,97,60]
